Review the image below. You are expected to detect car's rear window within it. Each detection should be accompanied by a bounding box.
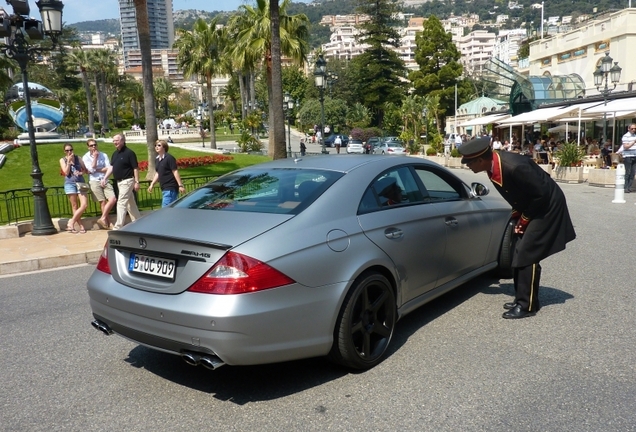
[174,168,342,214]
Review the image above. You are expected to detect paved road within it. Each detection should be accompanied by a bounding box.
[1,178,635,431]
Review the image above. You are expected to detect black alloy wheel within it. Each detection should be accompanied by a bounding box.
[330,272,396,370]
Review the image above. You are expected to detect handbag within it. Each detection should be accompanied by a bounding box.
[76,182,90,193]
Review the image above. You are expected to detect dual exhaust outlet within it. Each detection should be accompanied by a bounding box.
[91,319,225,370]
[91,319,113,336]
[181,351,225,370]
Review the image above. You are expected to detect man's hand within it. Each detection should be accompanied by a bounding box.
[514,216,529,235]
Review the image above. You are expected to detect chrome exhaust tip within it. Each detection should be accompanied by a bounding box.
[91,320,113,336]
[200,355,225,370]
[181,352,202,366]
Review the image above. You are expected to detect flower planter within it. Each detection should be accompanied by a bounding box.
[424,155,446,166]
[554,166,584,183]
[446,157,463,169]
[587,168,616,188]
[538,164,552,176]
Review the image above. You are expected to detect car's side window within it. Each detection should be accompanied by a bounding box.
[414,167,462,201]
[358,166,426,213]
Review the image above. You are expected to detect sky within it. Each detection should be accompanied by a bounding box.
[61,0,311,25]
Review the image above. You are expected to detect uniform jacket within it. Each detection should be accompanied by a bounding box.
[489,151,576,267]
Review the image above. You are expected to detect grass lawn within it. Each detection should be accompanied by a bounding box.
[0,143,270,192]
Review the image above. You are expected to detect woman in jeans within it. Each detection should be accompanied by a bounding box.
[59,144,89,233]
[147,140,185,207]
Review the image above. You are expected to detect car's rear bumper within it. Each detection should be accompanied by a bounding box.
[87,270,344,365]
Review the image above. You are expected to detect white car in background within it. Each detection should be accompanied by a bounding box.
[374,140,406,155]
[346,139,365,154]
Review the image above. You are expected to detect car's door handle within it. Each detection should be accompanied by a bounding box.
[384,228,403,239]
[445,218,458,227]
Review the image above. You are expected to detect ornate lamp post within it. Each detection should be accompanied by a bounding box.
[313,54,328,154]
[283,92,295,157]
[593,52,622,146]
[0,0,64,235]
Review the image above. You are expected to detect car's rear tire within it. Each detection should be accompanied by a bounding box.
[497,219,516,278]
[329,272,396,370]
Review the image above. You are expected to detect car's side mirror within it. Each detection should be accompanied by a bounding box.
[471,182,489,197]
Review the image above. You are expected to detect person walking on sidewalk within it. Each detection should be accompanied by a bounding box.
[59,144,89,234]
[334,135,342,154]
[101,134,141,230]
[82,139,116,229]
[147,139,185,207]
[620,124,636,193]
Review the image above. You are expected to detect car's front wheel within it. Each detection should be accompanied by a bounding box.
[329,272,396,370]
[497,219,516,278]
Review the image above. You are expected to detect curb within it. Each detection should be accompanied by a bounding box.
[0,250,102,276]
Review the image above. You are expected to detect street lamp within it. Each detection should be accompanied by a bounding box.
[0,0,64,235]
[283,92,295,157]
[327,72,338,97]
[313,54,328,154]
[593,52,622,146]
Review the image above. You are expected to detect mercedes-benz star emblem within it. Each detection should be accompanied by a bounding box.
[139,238,147,249]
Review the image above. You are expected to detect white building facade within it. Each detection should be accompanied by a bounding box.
[528,8,636,97]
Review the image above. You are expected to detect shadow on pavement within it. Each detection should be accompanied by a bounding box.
[121,274,573,403]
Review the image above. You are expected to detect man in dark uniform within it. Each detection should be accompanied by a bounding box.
[459,137,576,319]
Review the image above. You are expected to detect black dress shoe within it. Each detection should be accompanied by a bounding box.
[503,302,517,310]
[502,305,536,319]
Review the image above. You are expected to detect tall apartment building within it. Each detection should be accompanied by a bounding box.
[493,29,527,69]
[118,0,175,69]
[456,30,496,76]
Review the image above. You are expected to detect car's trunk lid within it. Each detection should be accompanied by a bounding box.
[105,208,292,294]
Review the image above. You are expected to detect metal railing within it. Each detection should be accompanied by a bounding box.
[0,175,217,225]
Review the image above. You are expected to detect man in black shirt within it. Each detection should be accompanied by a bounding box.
[101,134,141,230]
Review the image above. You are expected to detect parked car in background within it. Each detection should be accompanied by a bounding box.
[346,139,365,154]
[324,134,349,148]
[365,137,381,154]
[87,155,514,372]
[374,140,407,155]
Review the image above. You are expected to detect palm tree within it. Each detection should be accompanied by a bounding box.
[153,77,175,118]
[128,0,159,177]
[66,49,95,135]
[229,0,309,158]
[219,77,240,114]
[174,18,224,149]
[120,77,144,120]
[91,48,117,132]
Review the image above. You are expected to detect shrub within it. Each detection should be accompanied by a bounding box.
[450,148,460,158]
[554,141,585,167]
[426,147,437,156]
[236,130,262,153]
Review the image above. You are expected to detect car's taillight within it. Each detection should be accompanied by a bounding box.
[95,243,111,274]
[187,252,295,295]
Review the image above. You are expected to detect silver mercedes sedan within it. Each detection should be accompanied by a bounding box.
[88,155,514,371]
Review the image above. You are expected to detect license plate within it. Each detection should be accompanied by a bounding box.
[129,253,176,279]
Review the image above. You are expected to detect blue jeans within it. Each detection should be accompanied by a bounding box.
[162,189,178,207]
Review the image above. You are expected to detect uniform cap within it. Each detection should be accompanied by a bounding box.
[458,137,491,164]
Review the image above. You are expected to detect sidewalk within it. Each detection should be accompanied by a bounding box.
[0,217,109,276]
